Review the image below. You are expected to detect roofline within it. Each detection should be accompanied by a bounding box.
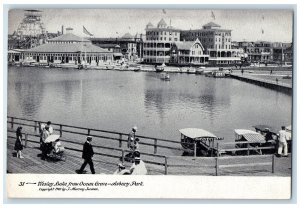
[146,28,181,32]
[181,29,232,32]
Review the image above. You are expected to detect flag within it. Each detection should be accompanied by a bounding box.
[162,9,166,14]
[83,26,93,36]
[211,11,216,20]
[261,29,264,34]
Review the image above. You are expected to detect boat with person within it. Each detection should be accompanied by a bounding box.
[160,72,170,81]
[179,128,224,156]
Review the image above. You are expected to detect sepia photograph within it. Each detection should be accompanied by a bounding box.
[4,6,294,199]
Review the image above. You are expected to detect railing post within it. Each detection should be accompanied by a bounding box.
[164,156,168,175]
[38,122,41,133]
[121,149,125,163]
[87,129,90,136]
[11,117,14,129]
[216,143,219,157]
[154,139,157,154]
[34,121,37,132]
[24,134,28,148]
[60,125,62,137]
[247,143,250,155]
[272,154,275,173]
[119,134,122,148]
[194,142,197,157]
[215,157,219,176]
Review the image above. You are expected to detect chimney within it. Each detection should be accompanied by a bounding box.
[62,25,64,34]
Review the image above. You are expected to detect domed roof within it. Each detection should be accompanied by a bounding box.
[146,22,154,27]
[122,32,134,39]
[157,18,167,28]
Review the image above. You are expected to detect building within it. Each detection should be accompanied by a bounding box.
[170,38,209,65]
[94,43,123,60]
[143,19,181,64]
[272,43,293,65]
[23,28,113,65]
[90,33,142,61]
[180,22,241,65]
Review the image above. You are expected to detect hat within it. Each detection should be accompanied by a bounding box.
[265,128,270,131]
[133,151,140,157]
[132,126,138,131]
[87,136,93,141]
[47,121,52,125]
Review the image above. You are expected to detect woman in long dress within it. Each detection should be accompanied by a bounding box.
[14,126,24,158]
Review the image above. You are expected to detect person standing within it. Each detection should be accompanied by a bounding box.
[41,126,50,160]
[14,127,24,158]
[277,126,288,157]
[127,126,137,149]
[45,121,54,135]
[77,136,95,174]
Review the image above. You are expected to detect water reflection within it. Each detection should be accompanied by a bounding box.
[14,81,44,118]
[8,66,291,141]
[144,74,231,121]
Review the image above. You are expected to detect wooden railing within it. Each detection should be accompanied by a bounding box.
[215,141,276,157]
[7,116,181,174]
[7,116,183,155]
[165,155,276,176]
[7,116,277,175]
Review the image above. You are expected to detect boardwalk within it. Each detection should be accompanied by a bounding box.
[7,127,291,176]
[230,71,292,94]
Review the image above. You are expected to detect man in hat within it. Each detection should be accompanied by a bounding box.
[77,136,95,174]
[113,163,130,175]
[130,151,147,175]
[277,126,288,157]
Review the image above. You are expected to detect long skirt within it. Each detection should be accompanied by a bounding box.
[14,139,23,151]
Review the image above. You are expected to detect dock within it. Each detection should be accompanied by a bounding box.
[230,73,292,94]
[7,116,291,176]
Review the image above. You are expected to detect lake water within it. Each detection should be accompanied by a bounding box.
[7,66,292,143]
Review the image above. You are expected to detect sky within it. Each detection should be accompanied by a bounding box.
[8,9,293,42]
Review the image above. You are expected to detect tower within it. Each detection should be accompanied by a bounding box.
[14,10,46,49]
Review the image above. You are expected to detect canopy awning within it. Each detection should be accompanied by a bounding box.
[179,128,217,139]
[234,129,265,143]
[44,134,60,143]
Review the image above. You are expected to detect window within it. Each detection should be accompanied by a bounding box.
[169,38,172,41]
[164,37,166,40]
[174,38,178,41]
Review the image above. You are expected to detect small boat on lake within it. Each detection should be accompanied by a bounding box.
[179,128,223,156]
[160,73,170,81]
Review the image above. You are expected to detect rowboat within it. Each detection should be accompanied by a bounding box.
[160,73,170,81]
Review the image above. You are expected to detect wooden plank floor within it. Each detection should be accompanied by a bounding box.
[7,131,165,175]
[7,129,292,176]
